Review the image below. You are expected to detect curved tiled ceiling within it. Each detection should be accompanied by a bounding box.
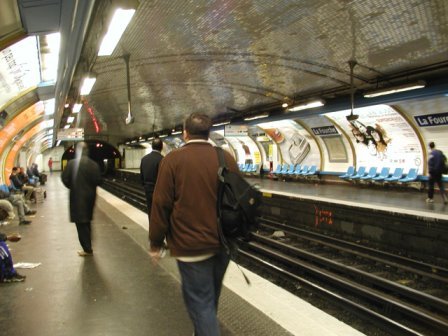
[67,0,448,143]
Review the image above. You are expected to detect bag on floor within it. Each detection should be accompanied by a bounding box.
[216,148,261,245]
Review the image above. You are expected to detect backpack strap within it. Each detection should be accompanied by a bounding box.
[216,147,227,182]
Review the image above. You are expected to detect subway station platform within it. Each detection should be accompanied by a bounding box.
[119,168,448,220]
[0,173,365,336]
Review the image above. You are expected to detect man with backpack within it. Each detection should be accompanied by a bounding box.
[149,113,239,336]
[426,141,448,204]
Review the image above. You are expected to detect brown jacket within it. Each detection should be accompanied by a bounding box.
[149,141,239,257]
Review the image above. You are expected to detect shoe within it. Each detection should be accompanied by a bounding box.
[77,250,93,257]
[3,273,26,282]
[426,198,434,203]
[25,210,36,216]
[19,220,32,225]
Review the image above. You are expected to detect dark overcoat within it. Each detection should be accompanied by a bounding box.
[61,155,102,223]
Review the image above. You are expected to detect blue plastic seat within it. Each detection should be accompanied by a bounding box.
[241,163,250,172]
[279,163,289,175]
[398,168,418,182]
[340,166,355,179]
[250,164,259,174]
[297,165,309,176]
[372,167,390,181]
[303,165,317,176]
[384,168,404,182]
[285,164,295,175]
[293,164,302,175]
[273,164,282,175]
[349,166,366,180]
[359,167,377,180]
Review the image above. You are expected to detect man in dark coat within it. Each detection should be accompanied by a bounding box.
[61,142,102,256]
[139,137,163,223]
[427,141,447,204]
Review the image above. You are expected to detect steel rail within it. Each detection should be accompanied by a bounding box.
[261,217,448,281]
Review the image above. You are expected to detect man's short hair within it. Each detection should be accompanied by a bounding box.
[152,138,163,151]
[184,113,212,140]
[12,167,18,172]
[429,141,435,149]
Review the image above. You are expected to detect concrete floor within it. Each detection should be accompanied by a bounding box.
[0,173,194,336]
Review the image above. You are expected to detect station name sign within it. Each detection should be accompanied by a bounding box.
[57,128,84,141]
[414,112,448,127]
[311,126,338,136]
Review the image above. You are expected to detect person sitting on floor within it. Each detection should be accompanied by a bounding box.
[10,167,35,201]
[18,167,37,187]
[32,163,46,185]
[0,199,15,222]
[0,232,26,283]
[0,185,34,225]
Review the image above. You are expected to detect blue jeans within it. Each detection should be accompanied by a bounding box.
[177,251,230,336]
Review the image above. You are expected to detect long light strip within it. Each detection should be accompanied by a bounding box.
[244,113,269,121]
[363,81,426,98]
[288,99,325,112]
[80,77,97,95]
[213,121,231,127]
[98,8,136,56]
[67,116,75,123]
[73,103,83,113]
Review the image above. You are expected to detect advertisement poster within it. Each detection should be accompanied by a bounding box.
[327,105,423,172]
[256,119,319,166]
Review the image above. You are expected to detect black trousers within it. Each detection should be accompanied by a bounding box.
[428,173,447,200]
[144,186,154,220]
[75,222,92,253]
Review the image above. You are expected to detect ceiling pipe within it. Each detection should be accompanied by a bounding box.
[123,54,134,125]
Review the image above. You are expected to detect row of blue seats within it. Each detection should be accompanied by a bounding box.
[340,166,418,183]
[238,163,260,174]
[273,163,318,177]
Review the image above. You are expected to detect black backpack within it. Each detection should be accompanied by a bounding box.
[442,153,448,174]
[216,148,261,246]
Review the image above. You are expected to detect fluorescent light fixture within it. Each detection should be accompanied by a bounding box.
[288,99,325,112]
[73,103,83,113]
[43,119,54,128]
[363,81,426,98]
[98,8,136,56]
[171,131,182,135]
[56,140,61,146]
[213,121,231,127]
[159,134,168,138]
[282,102,289,108]
[80,76,97,95]
[41,33,60,82]
[67,116,75,123]
[131,140,137,143]
[47,129,53,135]
[244,113,269,121]
[139,138,146,142]
[147,137,154,141]
[43,98,55,115]
[64,125,70,129]
[125,141,130,144]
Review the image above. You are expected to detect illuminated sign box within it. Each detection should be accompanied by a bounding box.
[57,128,84,141]
[224,124,248,136]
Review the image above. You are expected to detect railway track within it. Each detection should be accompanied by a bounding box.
[102,178,448,335]
[236,219,448,335]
